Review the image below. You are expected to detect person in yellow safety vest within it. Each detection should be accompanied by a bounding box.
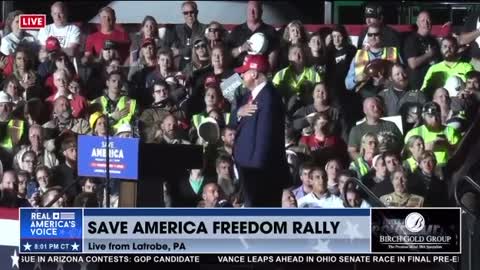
[273,44,322,105]
[404,102,461,167]
[421,37,474,98]
[190,85,229,143]
[349,132,379,178]
[345,25,402,93]
[401,135,425,173]
[91,71,137,134]
[0,91,25,151]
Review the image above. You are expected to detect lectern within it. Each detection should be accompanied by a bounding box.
[119,143,203,207]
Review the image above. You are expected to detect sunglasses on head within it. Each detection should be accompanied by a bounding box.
[194,42,206,49]
[208,28,221,33]
[183,10,196,15]
[367,32,381,37]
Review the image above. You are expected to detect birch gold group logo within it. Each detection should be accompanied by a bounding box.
[404,212,425,233]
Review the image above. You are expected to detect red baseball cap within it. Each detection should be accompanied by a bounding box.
[204,75,220,88]
[46,36,61,52]
[142,37,155,47]
[234,54,269,74]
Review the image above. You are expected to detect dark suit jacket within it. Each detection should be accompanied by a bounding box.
[232,82,291,186]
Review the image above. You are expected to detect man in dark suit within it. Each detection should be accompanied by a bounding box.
[232,55,291,207]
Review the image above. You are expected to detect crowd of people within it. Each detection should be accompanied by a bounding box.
[0,1,479,210]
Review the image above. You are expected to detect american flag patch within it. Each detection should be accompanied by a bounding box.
[60,212,75,220]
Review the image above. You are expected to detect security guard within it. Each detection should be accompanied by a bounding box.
[380,169,424,207]
[92,71,137,134]
[0,92,25,151]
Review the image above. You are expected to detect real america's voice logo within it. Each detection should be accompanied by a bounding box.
[371,208,461,253]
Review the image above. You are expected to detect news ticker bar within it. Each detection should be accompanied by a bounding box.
[19,208,461,254]
[18,254,461,265]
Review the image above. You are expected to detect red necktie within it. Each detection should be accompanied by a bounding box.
[247,94,253,104]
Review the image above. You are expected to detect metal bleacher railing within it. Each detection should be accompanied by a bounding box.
[454,176,480,270]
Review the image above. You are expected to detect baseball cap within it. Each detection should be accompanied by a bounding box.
[204,75,220,88]
[61,136,77,152]
[0,92,12,104]
[422,102,440,116]
[234,54,270,74]
[142,37,155,48]
[364,4,383,19]
[103,40,117,50]
[46,36,61,52]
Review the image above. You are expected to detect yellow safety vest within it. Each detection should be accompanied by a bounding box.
[405,157,418,173]
[0,119,24,150]
[354,47,398,77]
[349,157,370,177]
[272,66,322,97]
[98,96,137,131]
[405,125,460,166]
[192,112,230,129]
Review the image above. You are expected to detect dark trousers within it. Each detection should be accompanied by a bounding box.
[238,167,283,207]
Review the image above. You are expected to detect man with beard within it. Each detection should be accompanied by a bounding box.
[405,102,461,168]
[451,70,480,122]
[213,126,235,158]
[53,136,80,205]
[157,113,190,145]
[43,95,90,136]
[378,64,426,128]
[421,36,474,98]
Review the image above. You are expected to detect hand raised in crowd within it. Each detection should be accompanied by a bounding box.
[237,103,258,118]
[425,45,434,58]
[111,108,130,121]
[457,90,471,99]
[171,47,180,57]
[0,55,8,70]
[239,40,252,54]
[372,72,386,86]
[426,136,448,151]
[28,192,40,208]
[305,113,317,125]
[20,73,35,89]
[355,72,368,83]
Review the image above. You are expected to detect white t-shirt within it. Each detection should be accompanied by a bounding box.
[37,23,80,48]
[0,32,38,55]
[297,192,345,208]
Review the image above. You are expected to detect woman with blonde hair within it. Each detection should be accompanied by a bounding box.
[278,20,308,69]
[349,132,379,178]
[401,135,425,173]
